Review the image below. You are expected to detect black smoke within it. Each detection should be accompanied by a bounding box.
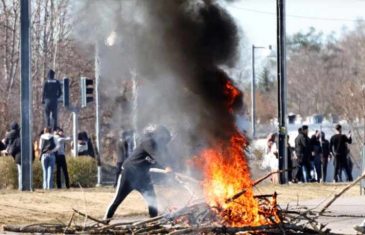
[73,0,244,161]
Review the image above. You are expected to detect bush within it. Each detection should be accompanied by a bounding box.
[0,156,97,189]
[67,156,97,187]
[0,157,17,189]
[32,160,43,188]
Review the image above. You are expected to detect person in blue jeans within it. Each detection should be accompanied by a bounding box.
[39,127,57,190]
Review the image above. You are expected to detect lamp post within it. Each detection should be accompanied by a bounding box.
[251,45,272,139]
[277,0,288,184]
[20,0,32,191]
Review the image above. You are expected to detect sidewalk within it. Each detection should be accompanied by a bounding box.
[289,196,365,234]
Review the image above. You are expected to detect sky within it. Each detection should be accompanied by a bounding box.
[226,0,365,47]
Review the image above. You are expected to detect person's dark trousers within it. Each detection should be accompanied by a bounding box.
[56,154,70,188]
[114,162,123,188]
[314,157,321,183]
[295,157,304,182]
[321,157,328,182]
[334,155,353,182]
[287,155,293,182]
[44,99,58,130]
[105,170,158,220]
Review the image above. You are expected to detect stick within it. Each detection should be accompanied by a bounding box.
[225,168,293,204]
[253,168,294,187]
[3,224,65,234]
[64,212,75,233]
[132,215,165,226]
[72,208,108,225]
[319,172,365,215]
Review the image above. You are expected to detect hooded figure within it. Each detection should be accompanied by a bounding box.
[42,69,62,130]
[4,122,22,189]
[104,125,173,221]
[5,122,21,161]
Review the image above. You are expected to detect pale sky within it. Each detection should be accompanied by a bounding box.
[226,0,365,47]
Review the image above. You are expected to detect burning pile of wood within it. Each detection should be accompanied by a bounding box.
[4,172,364,234]
[2,198,328,235]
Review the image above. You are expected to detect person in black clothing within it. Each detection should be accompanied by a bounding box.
[4,122,22,189]
[104,125,173,221]
[42,69,62,131]
[320,132,331,182]
[114,130,134,188]
[75,131,95,157]
[295,126,312,182]
[310,131,321,182]
[330,124,353,182]
[0,138,6,152]
[54,128,71,189]
[293,128,302,182]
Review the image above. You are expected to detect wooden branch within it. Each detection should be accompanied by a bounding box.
[72,208,108,225]
[319,172,365,215]
[3,224,65,234]
[253,168,295,187]
[131,215,165,226]
[225,168,294,204]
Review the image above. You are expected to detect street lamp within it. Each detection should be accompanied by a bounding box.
[251,44,272,139]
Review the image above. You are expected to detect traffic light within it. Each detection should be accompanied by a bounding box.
[80,77,94,108]
[58,78,70,108]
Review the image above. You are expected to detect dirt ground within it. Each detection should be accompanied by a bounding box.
[0,182,362,228]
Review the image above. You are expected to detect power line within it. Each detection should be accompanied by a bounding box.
[229,5,362,23]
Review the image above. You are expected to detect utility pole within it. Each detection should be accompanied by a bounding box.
[20,0,32,191]
[72,109,79,157]
[277,0,288,184]
[95,42,102,186]
[251,45,272,139]
[251,45,257,139]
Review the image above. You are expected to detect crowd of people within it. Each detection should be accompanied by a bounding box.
[262,124,354,184]
[0,123,72,190]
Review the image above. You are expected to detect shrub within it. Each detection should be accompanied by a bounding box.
[67,156,97,187]
[0,156,97,189]
[0,157,17,189]
[32,160,43,188]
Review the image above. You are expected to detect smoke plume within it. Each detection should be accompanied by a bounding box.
[72,0,244,166]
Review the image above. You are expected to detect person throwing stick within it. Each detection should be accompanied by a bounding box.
[104,125,173,222]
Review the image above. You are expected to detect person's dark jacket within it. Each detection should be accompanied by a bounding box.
[321,139,330,159]
[295,133,311,163]
[42,71,62,103]
[40,133,57,155]
[330,134,351,158]
[4,122,22,164]
[117,140,130,164]
[310,135,321,161]
[122,137,166,175]
[0,141,5,151]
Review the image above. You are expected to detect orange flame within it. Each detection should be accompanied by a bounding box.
[196,81,278,226]
[224,80,240,113]
[199,133,266,226]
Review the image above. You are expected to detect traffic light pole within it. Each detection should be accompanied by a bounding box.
[95,43,102,186]
[72,108,79,157]
[277,0,288,184]
[20,0,32,191]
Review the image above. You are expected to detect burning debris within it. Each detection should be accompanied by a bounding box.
[3,189,333,235]
[1,1,335,234]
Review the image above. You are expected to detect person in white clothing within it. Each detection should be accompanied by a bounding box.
[261,133,279,184]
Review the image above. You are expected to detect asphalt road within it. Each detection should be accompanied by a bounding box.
[291,196,365,234]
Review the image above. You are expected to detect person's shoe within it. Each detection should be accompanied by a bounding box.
[354,225,365,234]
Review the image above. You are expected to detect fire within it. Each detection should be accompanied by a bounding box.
[224,80,240,113]
[197,81,279,226]
[199,133,265,226]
